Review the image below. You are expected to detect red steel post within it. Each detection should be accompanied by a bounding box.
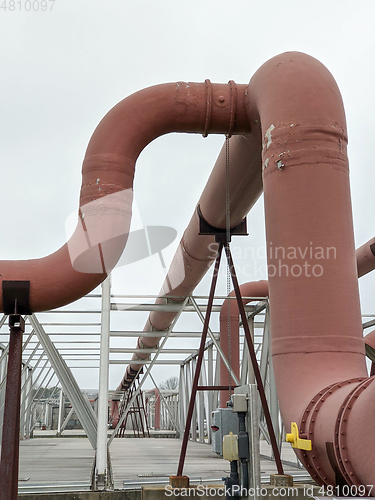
[0,315,25,500]
[223,245,284,475]
[177,244,223,477]
[154,389,161,431]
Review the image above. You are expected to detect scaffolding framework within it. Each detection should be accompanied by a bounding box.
[0,281,374,489]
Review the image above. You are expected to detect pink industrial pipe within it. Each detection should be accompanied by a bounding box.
[219,280,268,407]
[364,330,375,354]
[110,400,120,428]
[1,51,373,488]
[218,246,374,410]
[123,53,375,488]
[0,81,253,312]
[356,237,375,277]
[252,53,371,488]
[153,389,161,430]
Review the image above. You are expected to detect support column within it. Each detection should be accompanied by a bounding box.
[154,389,161,430]
[178,366,185,438]
[0,315,25,500]
[95,276,111,490]
[57,389,65,437]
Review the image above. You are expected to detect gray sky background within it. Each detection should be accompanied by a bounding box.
[1,0,375,389]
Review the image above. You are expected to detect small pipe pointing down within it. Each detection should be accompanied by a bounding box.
[1,51,375,489]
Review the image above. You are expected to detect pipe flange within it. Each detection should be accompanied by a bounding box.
[137,337,158,350]
[202,79,212,138]
[300,381,344,485]
[335,376,375,489]
[299,378,364,485]
[226,80,237,138]
[133,352,151,362]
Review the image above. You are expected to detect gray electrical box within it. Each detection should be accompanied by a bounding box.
[211,408,239,456]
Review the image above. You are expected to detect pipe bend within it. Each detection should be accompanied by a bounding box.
[18,51,369,487]
[356,237,375,278]
[121,59,373,486]
[245,52,370,487]
[0,82,250,312]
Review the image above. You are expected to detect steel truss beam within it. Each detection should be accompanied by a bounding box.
[28,315,98,448]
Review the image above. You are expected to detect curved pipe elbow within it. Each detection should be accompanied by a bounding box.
[3,51,374,487]
[248,53,370,487]
[121,53,374,489]
[356,237,375,278]
[0,81,251,312]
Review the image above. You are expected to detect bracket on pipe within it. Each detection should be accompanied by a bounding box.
[2,280,31,315]
[197,205,247,243]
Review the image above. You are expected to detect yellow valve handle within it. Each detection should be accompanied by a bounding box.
[286,422,312,451]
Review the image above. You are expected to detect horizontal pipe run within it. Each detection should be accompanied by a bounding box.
[0,81,251,313]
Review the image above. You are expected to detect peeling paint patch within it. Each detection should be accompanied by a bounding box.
[264,124,275,150]
[96,179,100,185]
[262,158,269,171]
[276,160,284,170]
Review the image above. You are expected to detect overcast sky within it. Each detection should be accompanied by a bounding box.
[1,0,375,389]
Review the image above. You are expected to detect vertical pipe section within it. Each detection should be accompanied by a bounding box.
[96,276,111,485]
[0,316,24,500]
[249,52,368,485]
[154,389,161,431]
[219,280,268,407]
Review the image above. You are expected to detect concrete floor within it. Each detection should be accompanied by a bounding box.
[14,435,308,493]
[19,438,94,490]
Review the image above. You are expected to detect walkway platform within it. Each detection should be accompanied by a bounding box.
[15,435,310,495]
